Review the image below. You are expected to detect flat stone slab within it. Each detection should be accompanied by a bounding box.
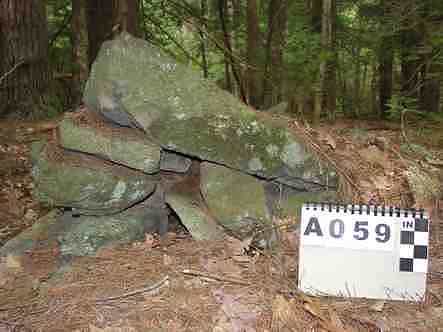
[59,110,161,174]
[83,33,337,190]
[31,141,158,215]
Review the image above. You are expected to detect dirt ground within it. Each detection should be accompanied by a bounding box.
[1,116,443,332]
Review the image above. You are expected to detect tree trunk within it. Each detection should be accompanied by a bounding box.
[319,0,337,121]
[400,3,421,104]
[72,0,89,105]
[419,0,442,113]
[219,0,233,92]
[200,0,209,78]
[87,0,113,65]
[0,0,50,118]
[217,0,246,102]
[112,0,140,37]
[310,0,322,33]
[378,0,393,118]
[246,0,261,108]
[262,0,288,109]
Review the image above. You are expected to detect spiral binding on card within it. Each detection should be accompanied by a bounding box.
[303,202,426,219]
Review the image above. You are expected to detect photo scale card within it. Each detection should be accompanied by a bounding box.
[298,203,429,301]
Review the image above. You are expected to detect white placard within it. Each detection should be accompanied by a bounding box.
[298,203,429,301]
[301,207,395,251]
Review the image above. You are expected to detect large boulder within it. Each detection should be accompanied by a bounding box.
[83,33,337,191]
[58,110,161,174]
[31,141,158,215]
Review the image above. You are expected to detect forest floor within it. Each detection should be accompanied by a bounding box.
[1,115,443,331]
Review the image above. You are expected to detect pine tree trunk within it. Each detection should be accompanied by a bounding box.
[262,0,288,109]
[378,0,393,118]
[400,6,421,104]
[310,0,322,33]
[72,0,89,105]
[219,0,233,93]
[200,0,209,78]
[112,0,140,37]
[87,0,113,65]
[419,0,442,113]
[246,0,260,108]
[0,0,49,118]
[319,0,337,120]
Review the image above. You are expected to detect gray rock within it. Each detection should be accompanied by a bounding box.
[160,151,192,173]
[59,111,161,174]
[200,162,270,239]
[83,33,336,191]
[31,142,158,215]
[166,191,223,241]
[0,205,167,263]
[264,181,337,219]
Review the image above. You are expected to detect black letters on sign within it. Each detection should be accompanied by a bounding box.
[330,219,345,238]
[375,223,391,243]
[304,217,323,236]
[353,221,369,240]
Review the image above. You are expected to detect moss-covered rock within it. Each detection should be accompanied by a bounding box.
[160,151,192,173]
[0,206,167,262]
[83,33,336,190]
[166,191,223,241]
[0,210,60,257]
[31,142,157,215]
[59,114,161,174]
[200,162,270,238]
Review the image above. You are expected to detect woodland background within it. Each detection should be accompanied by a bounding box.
[0,0,442,126]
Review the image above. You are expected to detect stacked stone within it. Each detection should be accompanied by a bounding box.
[1,33,337,264]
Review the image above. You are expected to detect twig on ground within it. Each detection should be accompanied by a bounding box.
[95,275,169,303]
[0,60,25,85]
[182,268,251,286]
[401,109,415,153]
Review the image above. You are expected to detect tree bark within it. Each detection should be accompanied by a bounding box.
[217,0,246,102]
[72,0,89,105]
[400,2,421,104]
[378,0,393,118]
[112,0,140,37]
[0,0,50,118]
[246,0,261,108]
[200,0,209,78]
[419,0,442,113]
[319,0,337,120]
[262,0,288,109]
[87,0,113,66]
[310,0,322,33]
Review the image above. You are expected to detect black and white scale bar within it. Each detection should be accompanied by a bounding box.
[399,218,429,273]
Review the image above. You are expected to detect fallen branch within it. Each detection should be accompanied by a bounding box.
[95,275,169,303]
[0,60,25,85]
[182,268,250,286]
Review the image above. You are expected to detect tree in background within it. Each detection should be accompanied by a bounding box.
[262,0,288,109]
[419,0,442,113]
[246,0,261,108]
[87,0,114,66]
[378,0,394,118]
[0,0,50,118]
[319,0,337,120]
[113,0,140,37]
[71,0,89,105]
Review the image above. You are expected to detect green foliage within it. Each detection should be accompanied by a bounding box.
[41,0,442,121]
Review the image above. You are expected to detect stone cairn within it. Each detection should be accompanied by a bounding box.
[0,33,337,264]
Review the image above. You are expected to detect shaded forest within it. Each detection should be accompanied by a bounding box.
[1,0,442,124]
